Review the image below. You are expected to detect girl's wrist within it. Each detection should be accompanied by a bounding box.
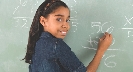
[96,48,105,55]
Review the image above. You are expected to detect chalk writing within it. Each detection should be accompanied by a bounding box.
[13,6,20,15]
[69,0,78,32]
[13,0,28,14]
[128,31,131,37]
[82,21,115,50]
[31,0,38,13]
[13,0,38,28]
[13,0,38,14]
[91,21,114,33]
[122,16,133,39]
[91,22,101,33]
[104,55,116,68]
[82,38,118,68]
[81,36,116,51]
[66,0,77,6]
[13,17,32,28]
[124,16,133,26]
[121,28,133,29]
[81,21,120,68]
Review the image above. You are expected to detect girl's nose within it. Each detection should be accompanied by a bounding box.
[62,25,67,28]
[62,22,68,28]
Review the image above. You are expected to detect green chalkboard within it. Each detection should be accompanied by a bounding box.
[0,0,133,72]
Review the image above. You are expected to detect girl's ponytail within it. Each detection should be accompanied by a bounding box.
[24,4,44,63]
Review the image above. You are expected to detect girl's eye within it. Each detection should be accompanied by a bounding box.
[66,19,70,22]
[56,18,62,22]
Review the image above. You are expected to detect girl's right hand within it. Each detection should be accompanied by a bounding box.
[98,32,113,53]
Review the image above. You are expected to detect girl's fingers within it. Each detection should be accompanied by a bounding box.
[105,33,113,42]
[100,33,107,41]
[100,32,112,41]
[109,34,113,41]
[105,32,109,37]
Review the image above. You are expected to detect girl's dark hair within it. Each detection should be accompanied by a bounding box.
[24,0,69,64]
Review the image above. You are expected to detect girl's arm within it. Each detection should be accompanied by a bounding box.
[86,32,113,72]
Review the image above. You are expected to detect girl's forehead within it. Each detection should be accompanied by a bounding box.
[50,6,70,17]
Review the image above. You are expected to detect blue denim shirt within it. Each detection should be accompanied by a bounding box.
[29,32,87,72]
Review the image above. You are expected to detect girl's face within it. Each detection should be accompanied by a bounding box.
[40,6,70,39]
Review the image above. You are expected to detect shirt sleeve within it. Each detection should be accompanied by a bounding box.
[56,40,87,72]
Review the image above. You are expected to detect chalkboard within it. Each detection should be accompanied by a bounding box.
[0,0,133,72]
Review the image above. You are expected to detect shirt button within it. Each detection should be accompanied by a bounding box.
[56,41,57,44]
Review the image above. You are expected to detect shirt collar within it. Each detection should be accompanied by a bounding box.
[40,31,55,38]
[40,31,63,40]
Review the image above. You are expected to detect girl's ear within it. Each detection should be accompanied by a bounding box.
[40,16,47,27]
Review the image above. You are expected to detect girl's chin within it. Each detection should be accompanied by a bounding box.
[56,35,66,39]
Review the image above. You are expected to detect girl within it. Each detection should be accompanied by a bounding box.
[24,0,112,72]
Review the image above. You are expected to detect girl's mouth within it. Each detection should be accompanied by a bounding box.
[60,30,67,36]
